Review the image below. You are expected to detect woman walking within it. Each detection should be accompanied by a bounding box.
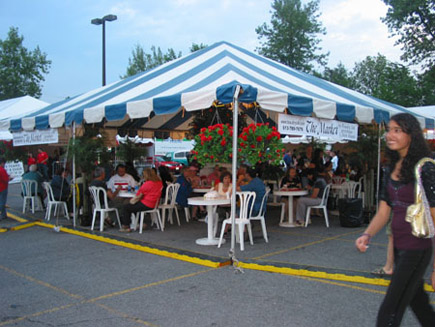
[355,113,435,326]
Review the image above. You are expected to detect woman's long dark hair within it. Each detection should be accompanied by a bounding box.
[386,113,431,183]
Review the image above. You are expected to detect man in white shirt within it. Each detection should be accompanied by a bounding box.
[330,151,339,173]
[106,164,138,209]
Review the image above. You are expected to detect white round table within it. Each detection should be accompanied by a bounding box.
[188,196,231,245]
[192,187,211,194]
[117,191,136,198]
[273,189,308,227]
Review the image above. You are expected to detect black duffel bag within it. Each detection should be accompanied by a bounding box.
[338,198,363,227]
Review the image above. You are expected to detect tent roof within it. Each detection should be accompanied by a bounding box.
[1,41,433,132]
[406,106,435,120]
[0,96,50,140]
[0,95,49,120]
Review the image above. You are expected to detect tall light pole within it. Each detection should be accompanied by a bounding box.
[91,14,117,86]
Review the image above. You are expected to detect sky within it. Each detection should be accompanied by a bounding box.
[0,0,404,104]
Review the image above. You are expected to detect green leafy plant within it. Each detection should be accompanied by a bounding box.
[116,138,148,163]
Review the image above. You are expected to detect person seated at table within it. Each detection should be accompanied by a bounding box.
[214,171,233,222]
[294,167,328,226]
[22,164,45,208]
[280,167,302,189]
[236,164,249,186]
[213,171,232,197]
[119,168,163,232]
[237,167,266,217]
[50,168,72,215]
[323,161,333,184]
[107,164,138,193]
[175,166,205,220]
[207,165,220,186]
[158,166,173,199]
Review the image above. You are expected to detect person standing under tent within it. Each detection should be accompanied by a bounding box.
[355,113,435,326]
[329,150,339,173]
[37,147,49,181]
[0,157,10,220]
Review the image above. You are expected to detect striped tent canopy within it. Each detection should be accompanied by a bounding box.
[1,41,433,132]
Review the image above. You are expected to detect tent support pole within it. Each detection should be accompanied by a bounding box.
[230,85,241,260]
[72,122,76,227]
[376,123,381,210]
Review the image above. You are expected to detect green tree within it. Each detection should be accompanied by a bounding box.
[417,66,435,105]
[321,62,354,88]
[351,54,421,106]
[121,45,182,78]
[382,0,435,68]
[189,43,208,52]
[0,27,51,100]
[255,0,328,73]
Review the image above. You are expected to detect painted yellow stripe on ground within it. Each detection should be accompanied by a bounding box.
[0,263,213,327]
[35,221,228,268]
[0,264,82,299]
[238,261,435,292]
[9,222,38,231]
[7,212,28,223]
[0,228,7,232]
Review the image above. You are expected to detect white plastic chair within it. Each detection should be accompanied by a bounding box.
[43,182,69,221]
[249,188,270,243]
[304,184,331,228]
[159,183,181,229]
[218,191,256,251]
[137,196,163,233]
[88,186,121,232]
[346,181,360,198]
[21,180,43,213]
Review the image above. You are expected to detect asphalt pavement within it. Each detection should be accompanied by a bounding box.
[1,183,432,326]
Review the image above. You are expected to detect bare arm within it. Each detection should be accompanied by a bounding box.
[431,207,435,290]
[355,200,391,252]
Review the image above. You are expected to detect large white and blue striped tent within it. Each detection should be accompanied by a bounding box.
[1,41,433,132]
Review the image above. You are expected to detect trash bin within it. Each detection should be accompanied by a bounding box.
[338,198,363,227]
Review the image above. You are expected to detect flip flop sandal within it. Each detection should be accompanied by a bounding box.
[371,267,392,276]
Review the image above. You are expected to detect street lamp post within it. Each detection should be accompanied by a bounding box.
[91,14,117,86]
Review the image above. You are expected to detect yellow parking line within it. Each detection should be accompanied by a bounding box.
[7,212,28,223]
[35,221,228,268]
[9,222,38,231]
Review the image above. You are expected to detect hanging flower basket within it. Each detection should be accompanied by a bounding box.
[238,123,283,166]
[191,123,234,164]
[192,123,284,166]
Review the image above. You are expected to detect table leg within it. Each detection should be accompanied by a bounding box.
[196,205,224,245]
[279,195,300,228]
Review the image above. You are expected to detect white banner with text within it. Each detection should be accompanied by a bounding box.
[5,161,24,184]
[13,129,59,146]
[278,114,358,141]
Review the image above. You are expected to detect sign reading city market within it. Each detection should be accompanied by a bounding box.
[277,114,358,141]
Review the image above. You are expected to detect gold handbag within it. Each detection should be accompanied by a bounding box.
[405,157,435,238]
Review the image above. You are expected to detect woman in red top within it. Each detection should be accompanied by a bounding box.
[120,168,163,232]
[27,153,37,168]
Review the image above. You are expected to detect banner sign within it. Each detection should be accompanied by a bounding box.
[278,114,358,141]
[154,139,195,155]
[5,161,24,184]
[12,129,59,146]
